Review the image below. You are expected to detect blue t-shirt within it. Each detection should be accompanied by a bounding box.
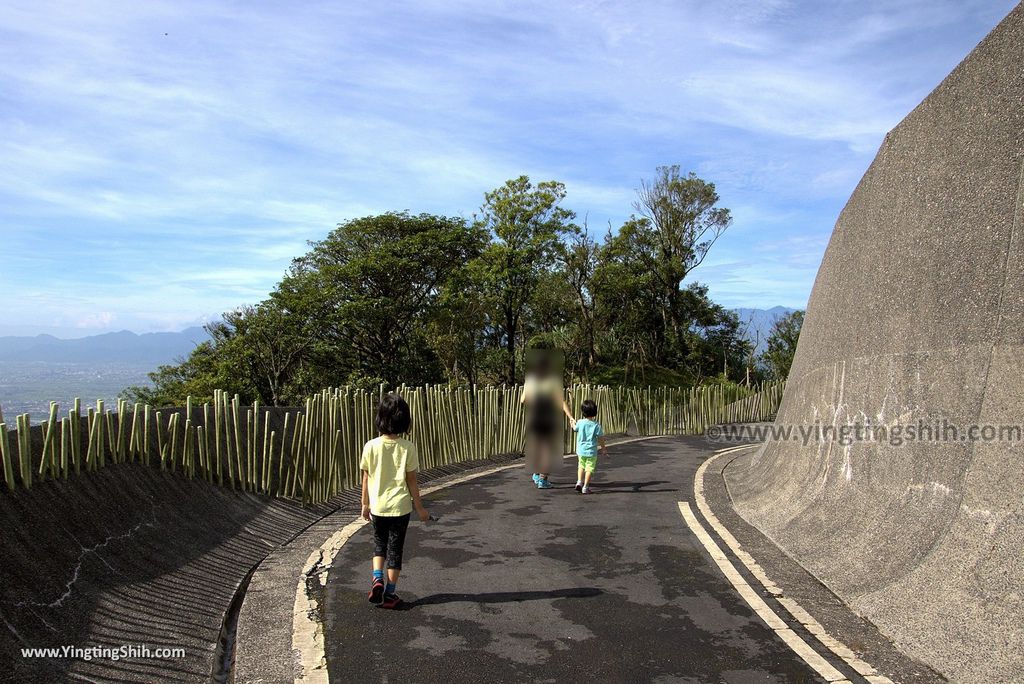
[574,418,604,457]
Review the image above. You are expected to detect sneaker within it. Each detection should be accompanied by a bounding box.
[581,486,591,494]
[368,577,384,604]
[574,482,583,492]
[379,592,403,609]
[532,473,541,484]
[536,478,553,489]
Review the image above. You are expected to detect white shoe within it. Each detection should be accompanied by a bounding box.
[581,486,591,494]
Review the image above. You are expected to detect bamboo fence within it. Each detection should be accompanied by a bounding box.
[0,381,784,504]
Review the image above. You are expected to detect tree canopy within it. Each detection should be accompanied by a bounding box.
[126,169,789,407]
[761,310,805,381]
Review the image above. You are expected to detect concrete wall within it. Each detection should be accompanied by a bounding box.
[725,4,1024,682]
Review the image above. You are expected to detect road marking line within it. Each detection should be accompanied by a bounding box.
[678,501,846,682]
[707,443,762,456]
[695,446,894,684]
[292,435,663,682]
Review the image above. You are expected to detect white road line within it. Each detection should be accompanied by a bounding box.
[694,446,894,684]
[678,501,847,682]
[292,435,663,683]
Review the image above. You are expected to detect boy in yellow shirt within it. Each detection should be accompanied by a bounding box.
[360,393,429,609]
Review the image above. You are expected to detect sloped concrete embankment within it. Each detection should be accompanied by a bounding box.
[0,462,330,683]
[725,5,1024,683]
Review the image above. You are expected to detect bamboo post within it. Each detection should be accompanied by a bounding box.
[104,410,116,467]
[71,398,82,473]
[0,423,13,490]
[277,412,290,496]
[261,411,271,494]
[143,404,152,467]
[60,418,69,479]
[96,400,106,469]
[168,413,179,472]
[232,395,244,489]
[128,403,140,464]
[85,408,97,470]
[38,402,58,478]
[16,414,31,488]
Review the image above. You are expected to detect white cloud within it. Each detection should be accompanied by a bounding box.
[74,312,116,329]
[0,0,1017,334]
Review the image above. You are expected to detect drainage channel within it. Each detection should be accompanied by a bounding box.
[212,568,255,684]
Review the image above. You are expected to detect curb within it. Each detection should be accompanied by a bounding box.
[233,456,517,683]
[692,445,894,684]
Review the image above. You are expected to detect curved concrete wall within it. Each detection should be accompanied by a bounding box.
[0,465,328,683]
[726,5,1024,682]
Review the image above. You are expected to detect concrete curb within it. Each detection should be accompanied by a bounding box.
[233,455,519,683]
[693,445,893,683]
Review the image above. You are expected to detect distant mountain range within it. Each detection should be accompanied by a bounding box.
[0,312,796,419]
[0,311,797,366]
[733,306,799,353]
[0,327,211,365]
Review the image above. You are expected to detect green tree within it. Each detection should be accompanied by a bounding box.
[124,301,317,406]
[125,170,758,401]
[274,212,487,386]
[425,265,490,386]
[123,337,251,406]
[212,303,317,405]
[615,166,732,363]
[557,231,600,379]
[680,294,751,383]
[762,310,805,380]
[130,212,485,404]
[473,177,577,382]
[590,225,663,378]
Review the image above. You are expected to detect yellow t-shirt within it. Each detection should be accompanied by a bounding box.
[360,436,419,516]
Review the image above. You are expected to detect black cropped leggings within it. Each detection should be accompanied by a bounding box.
[371,512,411,569]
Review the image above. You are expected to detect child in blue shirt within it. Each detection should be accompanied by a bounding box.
[573,399,606,494]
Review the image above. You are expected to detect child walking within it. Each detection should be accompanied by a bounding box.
[573,399,606,494]
[360,393,430,609]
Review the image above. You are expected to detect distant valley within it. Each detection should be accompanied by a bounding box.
[0,310,797,421]
[0,328,210,420]
[0,327,211,365]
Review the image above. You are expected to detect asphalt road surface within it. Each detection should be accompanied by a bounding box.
[324,437,826,683]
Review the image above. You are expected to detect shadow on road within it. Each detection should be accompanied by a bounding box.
[404,587,602,609]
[588,480,677,493]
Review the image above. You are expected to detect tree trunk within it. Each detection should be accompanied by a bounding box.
[506,315,518,383]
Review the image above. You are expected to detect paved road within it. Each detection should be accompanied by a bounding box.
[324,437,825,683]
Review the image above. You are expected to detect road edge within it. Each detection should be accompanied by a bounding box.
[292,435,664,683]
[691,445,894,683]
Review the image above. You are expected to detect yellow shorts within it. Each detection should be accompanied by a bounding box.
[577,455,597,473]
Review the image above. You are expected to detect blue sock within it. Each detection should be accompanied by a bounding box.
[372,569,384,583]
[385,582,396,595]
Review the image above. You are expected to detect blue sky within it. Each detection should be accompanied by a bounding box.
[0,0,1016,337]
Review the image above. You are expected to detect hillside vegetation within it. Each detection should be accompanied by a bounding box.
[127,168,803,407]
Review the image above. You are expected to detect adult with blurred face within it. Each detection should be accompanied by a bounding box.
[520,351,575,489]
